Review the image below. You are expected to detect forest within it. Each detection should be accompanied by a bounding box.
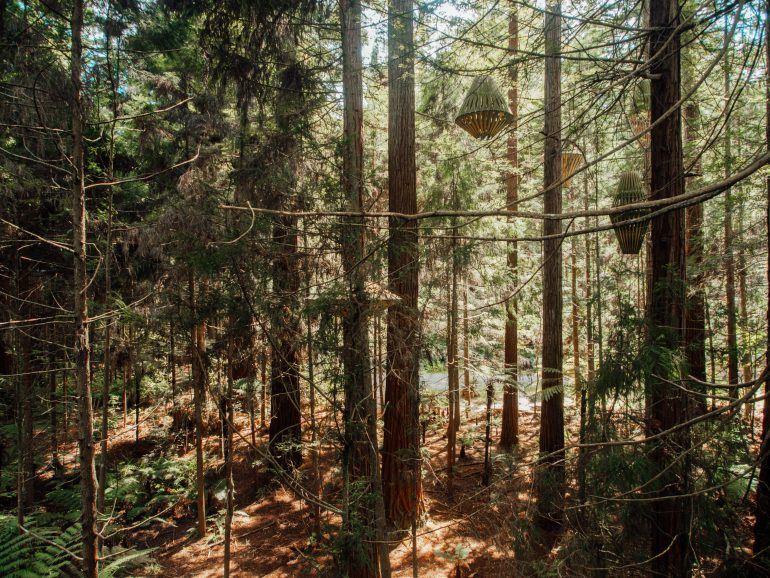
[3,0,770,576]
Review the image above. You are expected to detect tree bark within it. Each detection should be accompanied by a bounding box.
[223,346,234,578]
[501,3,519,451]
[19,329,34,512]
[71,0,98,572]
[684,100,707,415]
[462,283,471,414]
[340,1,383,572]
[189,274,207,537]
[647,0,690,573]
[268,43,303,470]
[724,20,739,395]
[753,0,770,561]
[571,239,580,395]
[49,347,59,472]
[383,0,423,531]
[535,0,565,532]
[578,167,593,503]
[447,186,459,498]
[738,203,753,421]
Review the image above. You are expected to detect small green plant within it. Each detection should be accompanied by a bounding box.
[434,543,470,576]
[106,454,196,521]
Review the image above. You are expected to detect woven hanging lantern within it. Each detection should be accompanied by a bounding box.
[561,152,582,188]
[455,76,512,140]
[610,172,649,254]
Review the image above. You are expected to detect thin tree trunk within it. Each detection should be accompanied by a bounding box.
[684,100,707,415]
[170,315,177,408]
[383,0,423,531]
[190,274,207,537]
[340,2,384,572]
[63,367,68,446]
[571,239,580,395]
[462,283,471,416]
[447,185,459,498]
[306,290,321,538]
[98,23,119,523]
[578,168,593,503]
[754,0,770,560]
[49,348,59,472]
[98,178,113,521]
[647,0,689,573]
[223,345,234,578]
[135,360,140,448]
[501,3,519,451]
[482,379,493,486]
[738,204,753,421]
[724,19,739,395]
[20,330,34,511]
[536,0,565,532]
[122,363,128,428]
[260,343,267,428]
[71,0,98,572]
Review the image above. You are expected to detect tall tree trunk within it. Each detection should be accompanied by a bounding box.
[647,0,689,573]
[571,239,580,394]
[49,347,59,472]
[304,254,322,538]
[535,0,565,532]
[71,0,98,572]
[578,168,593,504]
[189,274,207,537]
[753,0,770,560]
[223,345,234,578]
[383,0,423,531]
[122,361,128,428]
[268,44,303,470]
[501,3,519,451]
[98,24,119,522]
[724,20,739,395]
[98,178,113,522]
[21,329,34,511]
[341,3,388,574]
[170,315,177,408]
[447,186,459,498]
[462,283,471,414]
[684,101,707,415]
[738,203,753,421]
[260,343,267,428]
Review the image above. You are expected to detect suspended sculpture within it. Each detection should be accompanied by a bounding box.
[455,76,513,140]
[610,171,649,254]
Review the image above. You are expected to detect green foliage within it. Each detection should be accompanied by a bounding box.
[0,515,79,577]
[106,455,196,521]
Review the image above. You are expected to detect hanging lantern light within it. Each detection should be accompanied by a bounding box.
[610,171,649,255]
[561,151,582,188]
[455,76,513,140]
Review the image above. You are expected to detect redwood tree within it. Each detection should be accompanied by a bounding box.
[382,0,423,530]
[535,0,565,531]
[501,3,520,451]
[341,0,388,573]
[268,43,304,469]
[647,0,690,573]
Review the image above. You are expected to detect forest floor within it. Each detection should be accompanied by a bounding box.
[105,389,575,577]
[52,386,760,577]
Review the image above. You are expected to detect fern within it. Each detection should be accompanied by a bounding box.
[0,514,78,577]
[0,515,151,577]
